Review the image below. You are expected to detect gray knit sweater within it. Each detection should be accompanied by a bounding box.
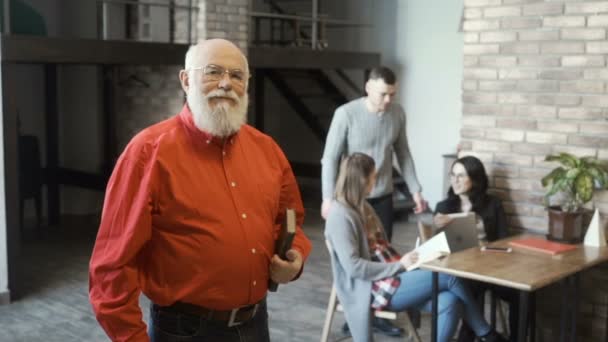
[321,97,422,200]
[325,202,404,342]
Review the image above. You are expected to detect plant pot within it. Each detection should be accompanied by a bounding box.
[547,206,588,243]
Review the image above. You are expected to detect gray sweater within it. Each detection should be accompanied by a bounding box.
[324,202,404,342]
[321,97,422,200]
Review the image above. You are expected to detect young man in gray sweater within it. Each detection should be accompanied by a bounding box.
[320,66,428,336]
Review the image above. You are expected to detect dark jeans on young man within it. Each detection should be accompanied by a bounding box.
[149,300,270,342]
[367,193,399,242]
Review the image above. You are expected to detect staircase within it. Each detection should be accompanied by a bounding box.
[258,68,414,213]
[265,69,351,141]
[250,0,415,213]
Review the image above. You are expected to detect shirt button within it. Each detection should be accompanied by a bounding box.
[251,248,256,254]
[206,140,211,144]
[242,213,247,219]
[253,280,257,286]
[231,182,236,187]
[222,151,226,156]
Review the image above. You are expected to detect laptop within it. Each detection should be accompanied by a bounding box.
[438,212,479,253]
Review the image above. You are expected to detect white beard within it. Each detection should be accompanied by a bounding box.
[188,88,248,137]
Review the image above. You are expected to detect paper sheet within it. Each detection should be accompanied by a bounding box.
[406,231,451,271]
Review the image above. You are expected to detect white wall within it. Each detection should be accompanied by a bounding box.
[397,0,463,206]
[325,0,463,207]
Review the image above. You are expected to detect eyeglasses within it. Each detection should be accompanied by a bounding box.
[189,64,249,86]
[449,172,469,181]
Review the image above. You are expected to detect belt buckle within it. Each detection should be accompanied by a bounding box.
[227,303,259,327]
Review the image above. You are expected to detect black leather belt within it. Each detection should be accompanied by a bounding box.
[154,299,263,327]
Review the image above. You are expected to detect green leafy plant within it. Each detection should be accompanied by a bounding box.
[541,153,608,212]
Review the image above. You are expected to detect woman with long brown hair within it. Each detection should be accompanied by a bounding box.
[325,152,506,342]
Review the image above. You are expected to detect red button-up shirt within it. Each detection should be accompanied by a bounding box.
[89,105,312,342]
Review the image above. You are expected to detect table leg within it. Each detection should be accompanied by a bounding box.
[570,275,579,342]
[560,278,569,342]
[432,272,438,342]
[518,291,529,342]
[530,292,536,342]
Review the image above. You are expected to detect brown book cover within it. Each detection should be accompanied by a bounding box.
[509,237,578,255]
[268,208,296,292]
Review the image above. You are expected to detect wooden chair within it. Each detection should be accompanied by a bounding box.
[320,240,421,342]
[417,221,433,244]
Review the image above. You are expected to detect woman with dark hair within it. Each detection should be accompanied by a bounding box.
[434,156,507,242]
[435,156,516,341]
[325,152,507,342]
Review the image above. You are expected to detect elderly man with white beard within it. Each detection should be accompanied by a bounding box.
[89,39,312,342]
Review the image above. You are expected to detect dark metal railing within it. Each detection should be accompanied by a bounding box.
[249,11,370,50]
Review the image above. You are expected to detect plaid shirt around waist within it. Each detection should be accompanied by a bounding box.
[370,241,401,310]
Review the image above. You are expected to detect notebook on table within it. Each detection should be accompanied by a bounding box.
[509,237,579,255]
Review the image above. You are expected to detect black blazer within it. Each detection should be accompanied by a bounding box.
[435,194,508,242]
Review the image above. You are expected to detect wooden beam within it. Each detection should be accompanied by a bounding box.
[248,46,380,69]
[0,35,380,71]
[1,35,188,65]
[45,65,60,225]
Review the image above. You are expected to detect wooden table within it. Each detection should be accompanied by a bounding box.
[420,234,608,342]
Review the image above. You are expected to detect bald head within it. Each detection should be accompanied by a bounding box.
[184,39,249,74]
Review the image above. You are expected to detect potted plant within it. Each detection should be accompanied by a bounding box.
[541,153,608,243]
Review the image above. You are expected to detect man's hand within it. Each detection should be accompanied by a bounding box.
[433,213,453,228]
[399,251,419,269]
[321,199,332,220]
[413,192,428,214]
[270,249,303,284]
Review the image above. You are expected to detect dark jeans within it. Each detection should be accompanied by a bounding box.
[368,194,398,242]
[149,301,270,342]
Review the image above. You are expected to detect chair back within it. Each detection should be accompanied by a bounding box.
[320,241,422,342]
[417,221,433,243]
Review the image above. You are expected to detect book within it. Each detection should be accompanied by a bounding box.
[508,237,578,255]
[407,231,451,271]
[268,208,296,292]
